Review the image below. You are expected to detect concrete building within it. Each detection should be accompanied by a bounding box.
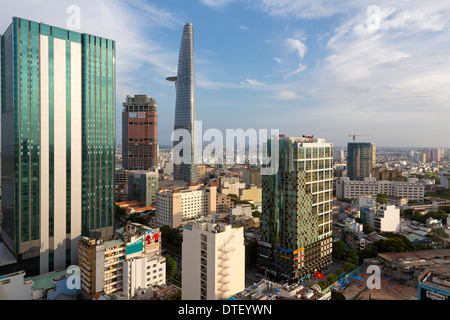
[182,221,245,300]
[1,17,116,275]
[336,177,425,202]
[259,136,333,282]
[229,279,330,300]
[239,185,262,206]
[216,193,232,214]
[155,183,217,228]
[127,170,159,207]
[78,222,165,300]
[242,168,262,188]
[122,94,158,171]
[418,265,450,300]
[441,171,450,189]
[333,149,345,162]
[220,181,246,196]
[0,271,33,300]
[374,205,401,232]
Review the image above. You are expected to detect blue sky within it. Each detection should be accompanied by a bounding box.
[1,0,450,148]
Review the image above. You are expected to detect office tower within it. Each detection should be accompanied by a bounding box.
[258,136,333,282]
[167,23,199,183]
[1,17,115,275]
[182,221,245,300]
[122,94,158,170]
[347,142,376,181]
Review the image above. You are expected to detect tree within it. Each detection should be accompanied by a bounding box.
[376,193,388,204]
[333,241,347,260]
[326,274,338,284]
[331,291,347,300]
[115,204,126,221]
[166,256,177,278]
[252,210,262,218]
[344,262,356,273]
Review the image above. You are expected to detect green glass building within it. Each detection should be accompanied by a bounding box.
[347,142,376,181]
[1,17,115,274]
[258,136,334,282]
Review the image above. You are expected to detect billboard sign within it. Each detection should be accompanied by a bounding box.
[126,236,144,256]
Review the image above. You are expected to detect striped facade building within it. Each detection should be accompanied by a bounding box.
[1,17,115,275]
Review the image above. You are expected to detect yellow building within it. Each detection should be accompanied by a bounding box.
[239,185,262,206]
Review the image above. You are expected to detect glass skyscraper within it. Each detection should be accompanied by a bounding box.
[1,17,115,274]
[167,23,199,183]
[258,136,333,282]
[347,142,376,181]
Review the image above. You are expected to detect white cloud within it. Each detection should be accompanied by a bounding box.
[242,78,267,86]
[200,0,236,8]
[273,57,282,64]
[239,25,249,30]
[284,37,308,75]
[276,90,301,100]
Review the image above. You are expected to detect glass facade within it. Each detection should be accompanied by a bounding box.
[1,17,115,271]
[259,137,333,282]
[81,34,115,238]
[170,23,198,183]
[347,142,376,181]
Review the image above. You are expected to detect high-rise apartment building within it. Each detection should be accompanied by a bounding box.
[122,94,158,170]
[167,23,199,183]
[1,17,115,274]
[258,136,333,282]
[182,221,245,300]
[347,142,376,181]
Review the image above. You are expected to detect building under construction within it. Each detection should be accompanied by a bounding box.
[122,95,158,171]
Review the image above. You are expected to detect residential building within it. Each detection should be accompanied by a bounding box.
[167,23,199,183]
[122,94,158,171]
[239,185,262,206]
[155,184,217,228]
[78,222,165,300]
[374,205,401,232]
[423,148,444,163]
[1,17,115,275]
[182,221,245,300]
[347,142,376,180]
[216,193,232,214]
[335,177,425,202]
[333,149,345,162]
[258,136,333,282]
[441,171,450,189]
[127,170,159,207]
[220,181,246,197]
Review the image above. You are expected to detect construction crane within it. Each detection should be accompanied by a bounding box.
[348,134,371,143]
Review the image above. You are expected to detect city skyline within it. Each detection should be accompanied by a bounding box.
[0,0,450,150]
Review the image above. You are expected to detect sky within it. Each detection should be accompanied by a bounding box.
[1,0,450,148]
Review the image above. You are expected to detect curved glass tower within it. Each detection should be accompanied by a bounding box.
[168,23,199,183]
